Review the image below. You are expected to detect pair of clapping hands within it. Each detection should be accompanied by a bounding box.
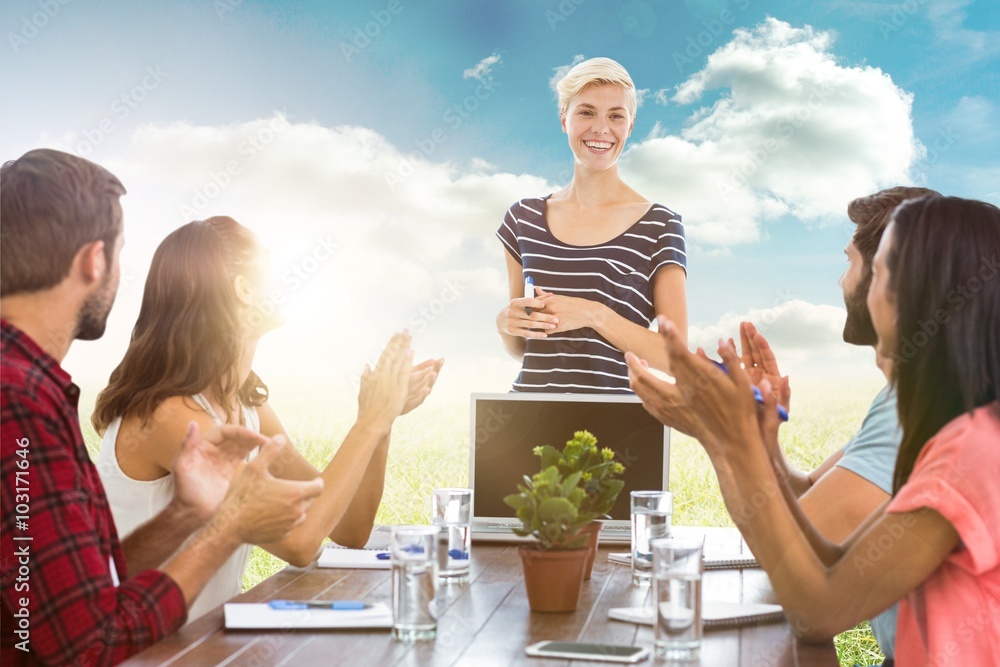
[167,331,442,548]
[626,318,791,462]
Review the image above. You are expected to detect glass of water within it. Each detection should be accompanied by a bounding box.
[390,525,439,641]
[651,535,704,662]
[432,488,472,583]
[631,490,672,585]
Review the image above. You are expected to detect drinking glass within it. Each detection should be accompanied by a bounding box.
[651,535,704,662]
[390,525,439,641]
[630,490,672,585]
[432,488,472,583]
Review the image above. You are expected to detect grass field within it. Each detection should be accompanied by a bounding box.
[81,376,888,666]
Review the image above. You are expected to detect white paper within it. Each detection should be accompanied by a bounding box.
[224,603,392,630]
[606,551,758,569]
[609,601,783,628]
[317,547,391,569]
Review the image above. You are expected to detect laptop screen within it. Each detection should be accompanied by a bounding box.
[470,393,669,522]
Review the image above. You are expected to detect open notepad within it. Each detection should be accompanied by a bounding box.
[224,603,392,630]
[317,546,391,569]
[609,601,784,630]
[608,551,759,570]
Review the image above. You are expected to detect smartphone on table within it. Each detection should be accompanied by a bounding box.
[525,641,650,663]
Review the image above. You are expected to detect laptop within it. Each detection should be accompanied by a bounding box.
[469,392,670,544]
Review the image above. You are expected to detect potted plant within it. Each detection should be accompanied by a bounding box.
[504,464,592,612]
[504,431,626,611]
[532,431,625,579]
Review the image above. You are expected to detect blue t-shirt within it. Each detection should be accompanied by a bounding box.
[835,384,901,659]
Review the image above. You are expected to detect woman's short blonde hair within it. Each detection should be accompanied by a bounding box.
[556,57,637,119]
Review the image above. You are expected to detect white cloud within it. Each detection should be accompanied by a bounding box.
[926,0,1000,63]
[945,96,999,143]
[828,0,1000,64]
[619,18,921,246]
[687,299,877,378]
[653,89,671,106]
[549,54,585,94]
[635,88,649,108]
[468,157,497,173]
[62,115,552,387]
[463,53,502,81]
[58,19,925,394]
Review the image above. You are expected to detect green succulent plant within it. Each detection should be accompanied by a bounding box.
[503,465,591,550]
[532,430,625,522]
[503,431,626,550]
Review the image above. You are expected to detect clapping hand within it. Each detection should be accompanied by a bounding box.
[357,331,415,431]
[401,357,444,415]
[214,437,324,545]
[171,422,269,521]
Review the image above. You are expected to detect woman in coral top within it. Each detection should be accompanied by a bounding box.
[632,194,1000,666]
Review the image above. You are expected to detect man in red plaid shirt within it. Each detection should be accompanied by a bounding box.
[0,149,324,666]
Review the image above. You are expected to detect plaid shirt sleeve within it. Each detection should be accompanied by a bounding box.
[1,381,187,666]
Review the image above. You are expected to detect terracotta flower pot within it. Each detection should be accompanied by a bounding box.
[518,545,588,612]
[579,520,602,580]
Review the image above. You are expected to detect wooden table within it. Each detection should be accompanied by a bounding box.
[122,527,838,666]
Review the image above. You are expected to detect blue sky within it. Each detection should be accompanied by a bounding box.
[3,0,998,399]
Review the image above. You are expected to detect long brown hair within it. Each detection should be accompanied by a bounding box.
[93,216,268,432]
[887,196,1000,492]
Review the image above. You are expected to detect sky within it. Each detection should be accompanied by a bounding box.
[2,0,998,405]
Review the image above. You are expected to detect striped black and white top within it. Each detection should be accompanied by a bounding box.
[497,195,686,393]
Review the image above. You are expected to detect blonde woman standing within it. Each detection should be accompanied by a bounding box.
[496,57,687,393]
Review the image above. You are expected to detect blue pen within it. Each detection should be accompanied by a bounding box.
[710,360,790,422]
[376,544,427,560]
[377,548,467,560]
[268,599,373,611]
[524,276,535,316]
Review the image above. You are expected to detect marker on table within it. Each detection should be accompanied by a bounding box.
[524,276,535,316]
[375,544,427,560]
[711,360,790,422]
[268,599,374,611]
[377,548,467,560]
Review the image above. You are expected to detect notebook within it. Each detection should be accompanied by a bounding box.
[224,602,392,630]
[470,393,670,544]
[608,551,759,570]
[608,601,785,630]
[317,547,390,570]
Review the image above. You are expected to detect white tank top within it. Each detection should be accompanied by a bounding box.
[96,394,260,623]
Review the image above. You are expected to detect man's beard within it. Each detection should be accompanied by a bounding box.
[843,274,877,346]
[76,271,117,341]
